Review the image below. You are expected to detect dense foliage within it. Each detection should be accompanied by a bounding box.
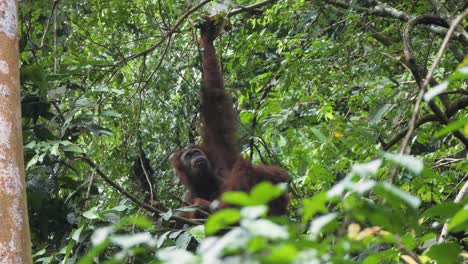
[19,0,467,263]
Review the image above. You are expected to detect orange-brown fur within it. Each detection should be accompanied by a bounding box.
[171,16,289,218]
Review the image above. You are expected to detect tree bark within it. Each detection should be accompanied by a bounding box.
[0,0,33,263]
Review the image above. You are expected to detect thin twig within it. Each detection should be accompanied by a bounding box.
[109,0,214,80]
[139,155,154,202]
[40,0,60,48]
[76,156,201,226]
[53,4,58,73]
[250,79,276,160]
[442,174,468,202]
[438,174,468,243]
[226,0,277,17]
[395,234,422,264]
[433,158,465,169]
[111,0,278,81]
[135,35,172,90]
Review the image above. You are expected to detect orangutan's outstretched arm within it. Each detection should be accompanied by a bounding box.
[199,17,240,174]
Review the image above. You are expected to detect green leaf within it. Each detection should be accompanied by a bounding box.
[265,244,298,263]
[421,166,438,179]
[384,153,424,175]
[50,143,60,156]
[26,154,40,169]
[103,213,120,223]
[156,248,196,264]
[111,233,157,249]
[161,210,173,221]
[350,159,382,178]
[250,182,284,204]
[311,127,327,142]
[32,249,46,258]
[91,227,113,245]
[309,213,339,238]
[362,249,398,264]
[87,124,114,136]
[424,81,449,102]
[449,66,468,81]
[63,144,85,153]
[422,202,462,218]
[47,86,67,98]
[76,98,94,107]
[222,191,253,206]
[34,126,56,141]
[71,226,84,242]
[124,215,153,229]
[77,240,111,264]
[21,64,48,95]
[111,205,129,212]
[83,207,100,220]
[241,219,289,239]
[302,192,328,223]
[175,232,191,249]
[101,110,122,118]
[189,225,205,242]
[448,204,468,232]
[434,118,468,138]
[376,182,421,210]
[205,209,241,235]
[240,111,254,125]
[423,242,461,264]
[247,237,267,253]
[156,231,171,248]
[250,72,272,84]
[241,205,268,219]
[371,103,394,124]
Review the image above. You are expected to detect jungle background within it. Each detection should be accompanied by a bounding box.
[19,0,467,263]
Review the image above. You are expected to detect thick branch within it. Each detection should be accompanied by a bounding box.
[428,0,467,59]
[382,115,437,151]
[402,15,449,84]
[401,15,452,107]
[382,96,468,150]
[328,0,409,20]
[428,0,452,22]
[397,11,468,153]
[327,0,468,44]
[364,0,410,21]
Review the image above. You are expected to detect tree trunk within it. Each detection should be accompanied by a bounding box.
[0,0,33,263]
